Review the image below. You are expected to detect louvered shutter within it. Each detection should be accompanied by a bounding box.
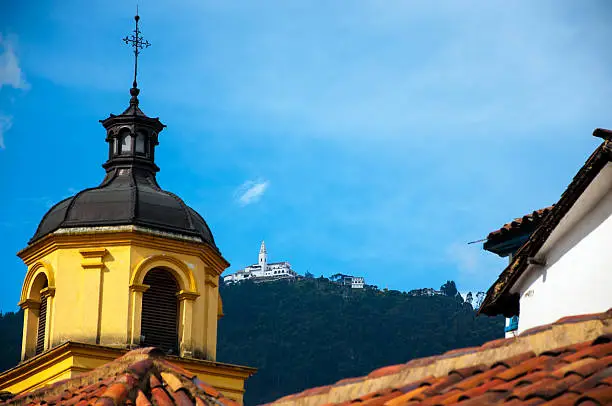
[35,293,48,355]
[141,269,179,354]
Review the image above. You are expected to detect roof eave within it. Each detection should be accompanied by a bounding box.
[479,132,612,317]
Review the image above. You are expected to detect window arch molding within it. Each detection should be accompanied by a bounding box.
[20,261,56,304]
[18,261,56,360]
[128,255,199,356]
[130,255,198,293]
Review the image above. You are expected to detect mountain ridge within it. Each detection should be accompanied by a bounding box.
[0,278,503,405]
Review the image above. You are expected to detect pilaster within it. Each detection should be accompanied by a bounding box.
[203,273,219,360]
[178,290,198,357]
[128,283,149,347]
[18,299,40,360]
[79,248,107,344]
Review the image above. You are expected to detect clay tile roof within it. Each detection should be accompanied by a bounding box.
[0,347,238,406]
[486,206,555,240]
[263,309,612,406]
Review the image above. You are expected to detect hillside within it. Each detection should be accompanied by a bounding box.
[0,279,503,405]
[0,311,22,373]
[216,278,503,405]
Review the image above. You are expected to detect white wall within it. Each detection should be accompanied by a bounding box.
[513,164,612,333]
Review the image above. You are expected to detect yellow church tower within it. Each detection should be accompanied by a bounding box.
[0,12,255,404]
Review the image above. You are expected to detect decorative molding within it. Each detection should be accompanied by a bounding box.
[40,287,56,298]
[20,261,56,304]
[79,247,108,258]
[129,283,150,293]
[54,225,204,244]
[204,274,218,287]
[177,290,199,301]
[79,248,107,271]
[131,255,198,293]
[18,298,41,310]
[17,229,229,271]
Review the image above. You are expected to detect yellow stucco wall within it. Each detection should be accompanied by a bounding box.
[8,228,256,404]
[17,228,228,362]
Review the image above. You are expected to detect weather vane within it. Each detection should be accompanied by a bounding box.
[123,5,151,89]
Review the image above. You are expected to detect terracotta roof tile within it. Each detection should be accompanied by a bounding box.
[150,386,174,406]
[576,385,612,405]
[563,342,612,364]
[491,350,537,369]
[168,389,193,406]
[101,383,130,404]
[520,323,555,337]
[492,371,553,393]
[486,206,555,240]
[449,365,507,391]
[396,376,435,394]
[554,312,611,325]
[266,310,612,406]
[358,389,401,405]
[505,398,547,405]
[448,364,485,379]
[556,356,612,379]
[600,375,612,386]
[479,336,513,350]
[335,377,364,387]
[136,390,151,406]
[383,385,430,404]
[540,392,581,405]
[439,346,481,359]
[0,348,238,406]
[93,397,115,406]
[452,390,508,405]
[366,364,405,378]
[449,377,504,400]
[568,367,612,393]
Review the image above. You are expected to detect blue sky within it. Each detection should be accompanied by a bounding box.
[1,1,611,312]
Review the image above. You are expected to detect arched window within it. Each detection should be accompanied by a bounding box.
[35,278,49,355]
[135,132,147,155]
[120,132,133,154]
[141,269,179,354]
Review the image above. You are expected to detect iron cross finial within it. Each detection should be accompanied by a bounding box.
[123,6,151,89]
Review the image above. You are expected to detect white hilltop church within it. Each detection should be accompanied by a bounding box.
[223,241,298,284]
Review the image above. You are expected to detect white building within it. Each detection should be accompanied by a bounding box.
[223,241,297,284]
[480,127,612,335]
[351,276,365,289]
[330,273,365,289]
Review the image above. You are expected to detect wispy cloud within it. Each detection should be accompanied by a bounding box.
[235,180,269,206]
[0,115,11,149]
[446,241,507,293]
[0,33,29,149]
[447,242,480,276]
[0,34,29,90]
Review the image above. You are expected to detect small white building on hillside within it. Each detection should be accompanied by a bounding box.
[480,128,612,335]
[223,241,297,284]
[330,274,365,289]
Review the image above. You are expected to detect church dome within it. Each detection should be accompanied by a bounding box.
[29,86,217,249]
[30,167,216,247]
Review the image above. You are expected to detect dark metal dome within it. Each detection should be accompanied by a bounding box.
[30,167,217,247]
[29,85,217,249]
